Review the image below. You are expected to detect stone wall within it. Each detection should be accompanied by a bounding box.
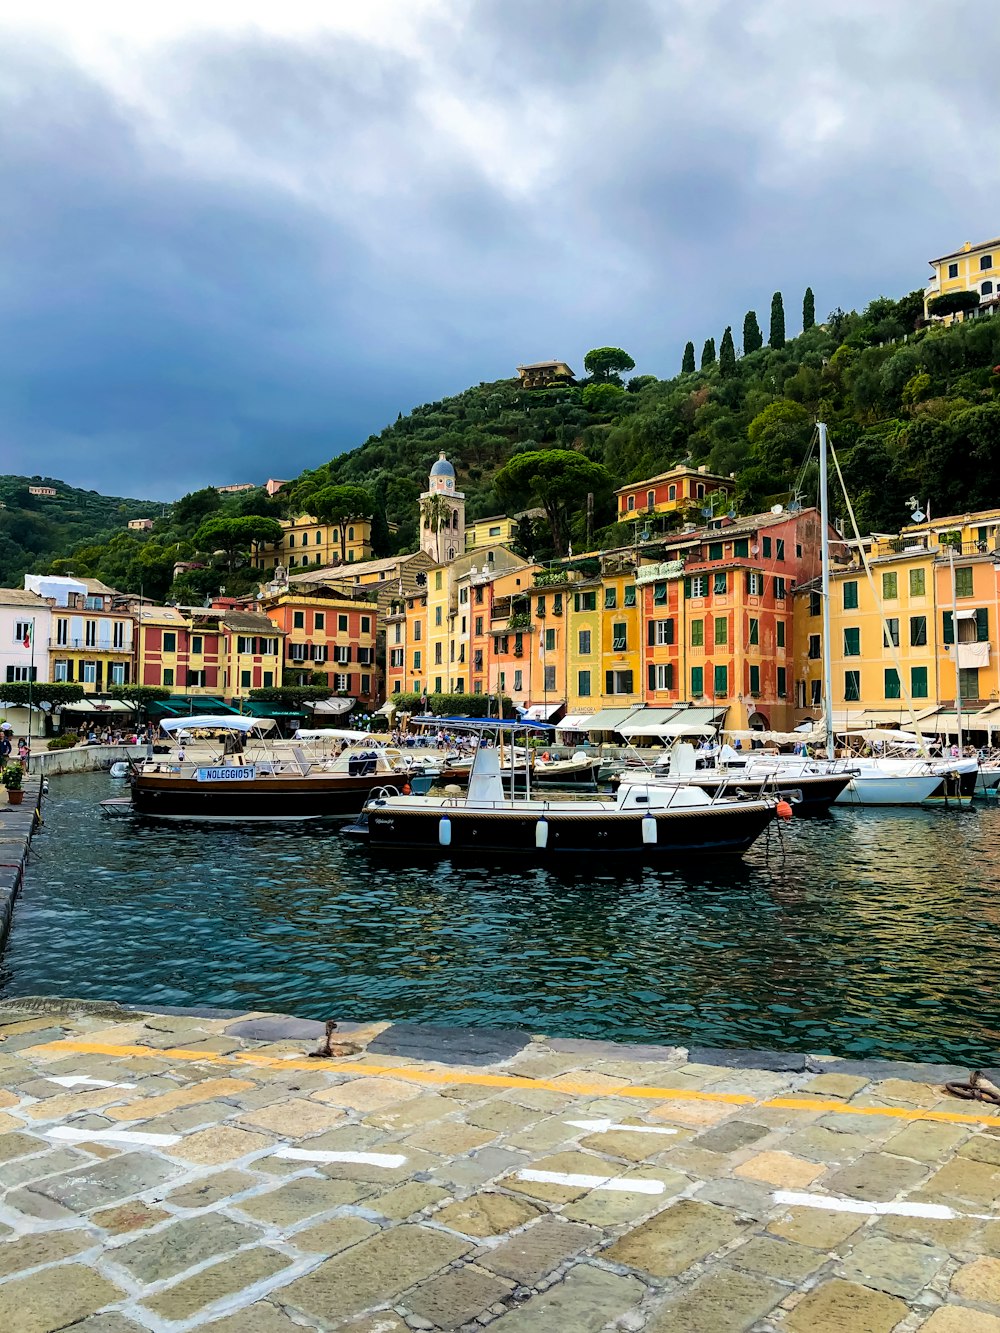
[27,745,146,778]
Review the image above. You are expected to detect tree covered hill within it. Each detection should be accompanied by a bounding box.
[7,284,1000,602]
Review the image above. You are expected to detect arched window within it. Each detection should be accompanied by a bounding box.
[981,254,994,271]
[668,485,677,500]
[627,495,635,511]
[697,483,705,498]
[348,527,354,541]
[983,281,994,296]
[647,490,655,508]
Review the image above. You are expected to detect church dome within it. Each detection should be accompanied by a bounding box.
[430,452,455,478]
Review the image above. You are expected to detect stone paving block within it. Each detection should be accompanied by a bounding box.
[236,1097,347,1138]
[800,1073,872,1098]
[285,1214,380,1254]
[563,1167,686,1227]
[646,1264,784,1331]
[437,1080,498,1102]
[299,1123,389,1153]
[0,1228,94,1278]
[647,1099,736,1128]
[463,1099,540,1133]
[164,1168,260,1209]
[919,1309,1000,1332]
[767,1204,865,1249]
[366,1021,530,1066]
[0,1145,86,1188]
[236,1175,376,1224]
[959,1134,1000,1166]
[111,1212,263,1284]
[781,1123,877,1165]
[477,1215,598,1283]
[661,1144,734,1180]
[9,1150,181,1218]
[280,1224,472,1323]
[690,1046,806,1072]
[487,1262,647,1332]
[430,1147,526,1190]
[694,1176,777,1220]
[136,1099,241,1134]
[0,1087,18,1108]
[499,1085,574,1112]
[104,1076,257,1121]
[92,1200,170,1234]
[343,1317,407,1333]
[370,1180,450,1219]
[606,1199,749,1278]
[197,1300,312,1331]
[951,1256,1000,1304]
[825,1151,931,1201]
[311,1076,424,1111]
[502,1150,626,1203]
[878,1211,980,1255]
[839,1234,948,1298]
[917,1157,1000,1207]
[169,1124,273,1164]
[578,1128,676,1163]
[693,1120,771,1155]
[0,1263,125,1333]
[365,1093,457,1133]
[22,1087,132,1121]
[434,1191,544,1238]
[504,1117,578,1153]
[404,1263,514,1329]
[734,1150,827,1188]
[69,1316,147,1333]
[0,1130,43,1163]
[321,1144,440,1185]
[143,1246,291,1320]
[402,1119,496,1156]
[880,1120,971,1163]
[784,1276,910,1332]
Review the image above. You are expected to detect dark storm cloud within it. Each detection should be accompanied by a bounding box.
[0,4,998,498]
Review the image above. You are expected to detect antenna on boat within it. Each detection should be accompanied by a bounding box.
[818,423,835,761]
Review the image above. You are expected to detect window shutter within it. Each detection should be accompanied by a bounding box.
[943,611,954,644]
[745,570,751,595]
[666,663,674,689]
[977,608,989,642]
[667,619,675,645]
[683,577,691,598]
[647,664,656,693]
[647,620,655,646]
[574,593,580,612]
[605,670,614,694]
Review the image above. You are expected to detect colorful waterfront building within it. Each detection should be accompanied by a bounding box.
[924,237,1000,322]
[218,612,284,699]
[25,576,135,692]
[615,465,731,524]
[423,549,529,699]
[138,606,221,697]
[262,588,376,705]
[0,588,51,685]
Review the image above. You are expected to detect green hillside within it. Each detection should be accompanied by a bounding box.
[9,286,1000,601]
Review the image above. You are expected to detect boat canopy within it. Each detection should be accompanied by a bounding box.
[412,715,553,732]
[292,728,373,742]
[159,715,275,734]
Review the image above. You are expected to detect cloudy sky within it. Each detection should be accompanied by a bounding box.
[1,1,996,500]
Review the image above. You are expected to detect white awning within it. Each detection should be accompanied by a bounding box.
[556,714,593,730]
[581,707,644,732]
[293,728,372,741]
[954,608,978,620]
[375,700,397,716]
[522,702,564,721]
[619,721,716,738]
[61,699,137,714]
[309,698,355,715]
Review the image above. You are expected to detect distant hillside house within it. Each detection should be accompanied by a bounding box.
[215,483,256,494]
[255,514,374,573]
[465,509,545,553]
[516,360,576,389]
[128,518,154,531]
[28,486,56,497]
[925,237,1000,323]
[265,478,289,496]
[615,465,731,523]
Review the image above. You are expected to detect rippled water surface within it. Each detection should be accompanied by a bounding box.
[2,771,1000,1065]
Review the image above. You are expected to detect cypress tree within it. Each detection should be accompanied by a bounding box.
[681,341,695,374]
[769,291,786,349]
[803,286,815,331]
[718,326,736,378]
[700,337,716,369]
[742,310,762,353]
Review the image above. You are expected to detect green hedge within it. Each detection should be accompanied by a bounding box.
[391,692,514,718]
[47,733,78,751]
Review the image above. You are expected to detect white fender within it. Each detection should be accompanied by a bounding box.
[641,814,657,845]
[438,816,452,847]
[535,818,549,849]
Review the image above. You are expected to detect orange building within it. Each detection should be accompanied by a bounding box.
[262,588,377,705]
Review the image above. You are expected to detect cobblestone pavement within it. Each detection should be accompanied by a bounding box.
[1,999,1000,1332]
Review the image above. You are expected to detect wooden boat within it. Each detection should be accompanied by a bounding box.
[344,744,776,859]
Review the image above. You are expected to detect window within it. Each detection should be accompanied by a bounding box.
[338,614,348,632]
[982,254,994,270]
[163,631,176,653]
[544,665,556,692]
[654,581,667,605]
[748,617,759,646]
[955,566,974,598]
[413,620,422,641]
[883,618,900,648]
[948,262,959,278]
[714,664,728,696]
[762,536,772,558]
[714,616,728,646]
[959,667,980,699]
[513,669,523,692]
[649,663,674,690]
[260,637,278,656]
[713,572,727,595]
[984,281,995,296]
[843,581,858,610]
[413,650,422,670]
[535,596,545,617]
[909,615,927,646]
[746,571,763,596]
[776,666,786,698]
[14,620,31,644]
[108,662,125,685]
[347,527,354,542]
[475,586,484,604]
[85,620,97,647]
[496,635,509,654]
[578,629,591,655]
[237,635,254,654]
[844,627,860,656]
[885,668,901,699]
[691,619,704,647]
[575,590,597,612]
[668,484,676,500]
[290,642,308,662]
[691,666,704,696]
[688,575,707,598]
[774,576,786,600]
[910,567,926,596]
[777,620,785,648]
[646,490,655,509]
[605,669,633,695]
[734,538,749,558]
[882,571,898,600]
[624,585,636,607]
[434,571,442,591]
[653,619,674,646]
[844,670,861,701]
[749,664,760,694]
[811,679,822,706]
[335,673,350,691]
[54,659,69,682]
[84,595,104,610]
[390,648,404,668]
[5,666,37,682]
[809,591,821,616]
[709,542,723,560]
[553,593,562,615]
[315,613,325,630]
[911,666,928,699]
[808,633,821,659]
[311,644,327,663]
[776,539,785,561]
[264,670,275,688]
[627,494,635,512]
[514,633,523,656]
[612,622,627,651]
[191,634,203,655]
[604,587,617,609]
[475,615,483,636]
[56,618,68,646]
[545,628,556,652]
[433,606,442,627]
[293,611,304,629]
[434,643,442,665]
[162,667,173,687]
[578,670,591,696]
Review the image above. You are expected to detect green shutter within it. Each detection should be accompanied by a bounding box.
[843,581,858,609]
[666,663,674,689]
[666,619,674,644]
[911,666,928,699]
[844,627,860,656]
[749,664,760,694]
[714,664,728,696]
[647,620,656,646]
[647,664,656,693]
[734,538,749,557]
[943,611,954,644]
[776,666,786,697]
[977,607,989,642]
[691,666,703,696]
[683,577,692,598]
[709,542,723,560]
[885,669,900,699]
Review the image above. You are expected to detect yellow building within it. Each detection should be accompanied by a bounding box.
[27,577,136,693]
[564,568,603,716]
[925,237,1000,322]
[425,549,530,698]
[256,514,373,572]
[598,551,643,710]
[465,515,516,551]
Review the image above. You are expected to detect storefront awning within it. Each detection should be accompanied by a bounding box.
[556,714,593,731]
[310,698,355,715]
[521,702,564,722]
[581,707,644,732]
[61,699,136,714]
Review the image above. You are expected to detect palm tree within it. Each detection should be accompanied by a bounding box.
[420,493,453,562]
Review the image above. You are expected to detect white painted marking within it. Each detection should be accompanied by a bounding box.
[47,1127,180,1147]
[517,1169,665,1195]
[566,1118,678,1137]
[273,1148,407,1169]
[773,1190,996,1222]
[46,1077,136,1090]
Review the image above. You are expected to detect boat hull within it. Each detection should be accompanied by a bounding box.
[353,799,775,858]
[130,772,409,821]
[638,772,852,816]
[834,774,942,807]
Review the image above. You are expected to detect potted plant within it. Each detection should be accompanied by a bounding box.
[3,763,24,805]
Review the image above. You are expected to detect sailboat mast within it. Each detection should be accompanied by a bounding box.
[818,422,835,761]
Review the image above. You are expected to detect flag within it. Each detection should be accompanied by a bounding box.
[22,622,32,650]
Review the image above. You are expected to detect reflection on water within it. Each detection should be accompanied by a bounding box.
[2,773,999,1065]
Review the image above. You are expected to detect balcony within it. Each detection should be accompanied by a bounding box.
[50,639,131,653]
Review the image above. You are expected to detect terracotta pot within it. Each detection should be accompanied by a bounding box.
[6,789,23,805]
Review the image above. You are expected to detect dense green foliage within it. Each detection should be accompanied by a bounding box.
[681,341,695,374]
[391,692,514,717]
[719,327,736,378]
[6,286,1000,594]
[583,347,636,382]
[700,338,716,369]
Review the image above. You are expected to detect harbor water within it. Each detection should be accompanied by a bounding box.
[2,771,998,1067]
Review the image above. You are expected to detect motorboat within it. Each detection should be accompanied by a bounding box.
[344,740,777,859]
[716,749,973,808]
[124,716,456,822]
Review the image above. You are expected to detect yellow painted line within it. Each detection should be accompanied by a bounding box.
[24,1038,1000,1127]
